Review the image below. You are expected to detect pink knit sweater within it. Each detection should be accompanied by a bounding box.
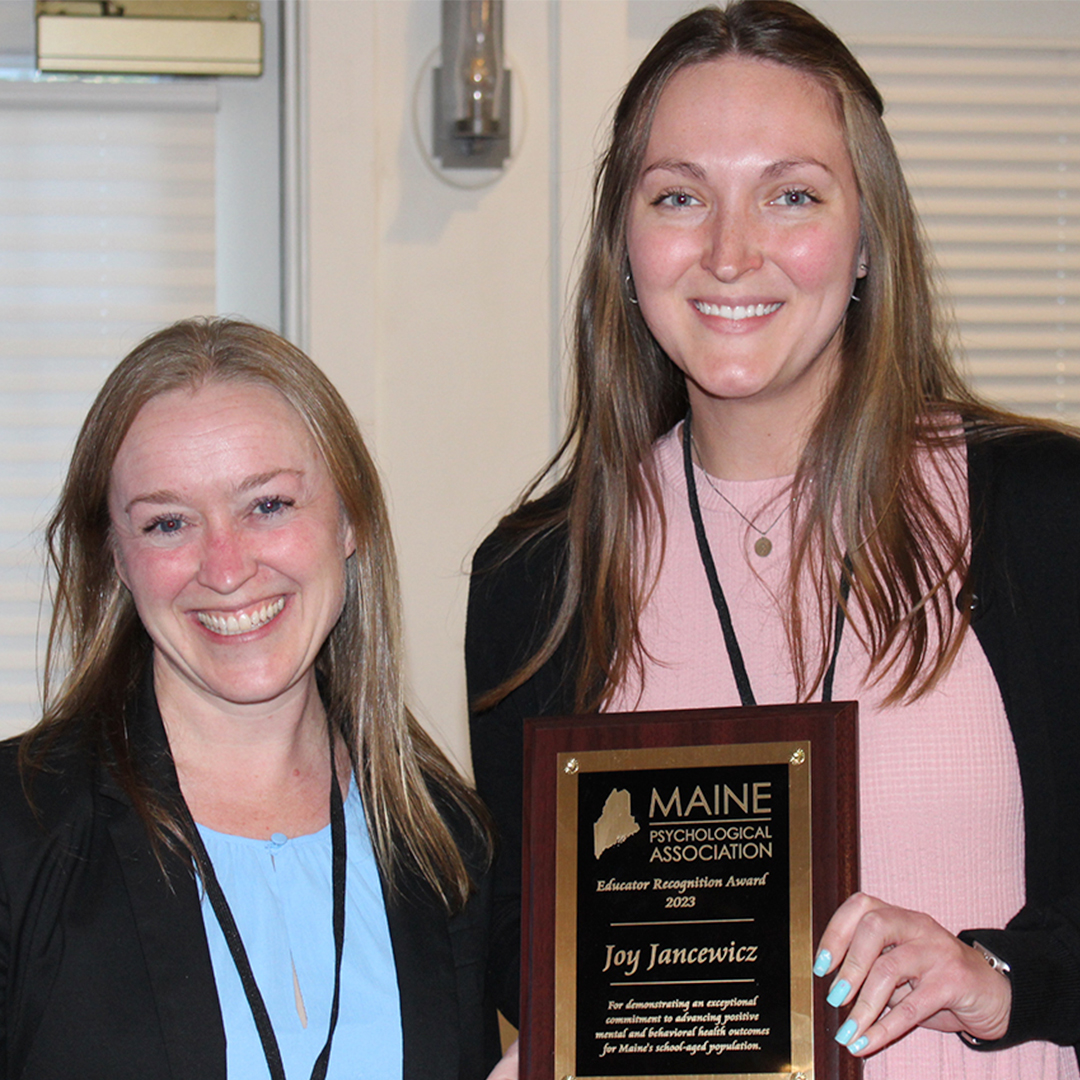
[606,426,1077,1079]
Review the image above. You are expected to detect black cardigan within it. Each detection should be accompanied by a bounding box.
[0,673,502,1079]
[466,430,1080,1057]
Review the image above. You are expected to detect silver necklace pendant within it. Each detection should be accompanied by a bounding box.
[754,536,773,557]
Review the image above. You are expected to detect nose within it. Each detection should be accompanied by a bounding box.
[196,522,258,594]
[702,209,763,281]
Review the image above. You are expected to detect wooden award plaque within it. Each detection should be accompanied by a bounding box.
[520,703,859,1080]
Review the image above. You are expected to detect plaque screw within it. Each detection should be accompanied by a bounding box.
[790,748,806,766]
[564,758,579,774]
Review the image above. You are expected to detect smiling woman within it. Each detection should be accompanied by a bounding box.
[109,382,355,729]
[626,57,867,478]
[0,318,506,1080]
[467,3,1080,1078]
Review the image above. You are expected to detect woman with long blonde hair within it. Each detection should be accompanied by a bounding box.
[2,317,504,1079]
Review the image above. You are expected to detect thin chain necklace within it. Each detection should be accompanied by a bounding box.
[682,414,851,706]
[689,434,792,556]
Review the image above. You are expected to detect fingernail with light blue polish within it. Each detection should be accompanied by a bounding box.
[813,950,831,977]
[826,979,851,1008]
[835,1019,858,1046]
[849,1036,869,1055]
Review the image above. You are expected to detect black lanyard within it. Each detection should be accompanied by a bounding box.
[184,755,347,1080]
[681,415,850,705]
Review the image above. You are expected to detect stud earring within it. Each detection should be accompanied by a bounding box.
[625,274,639,305]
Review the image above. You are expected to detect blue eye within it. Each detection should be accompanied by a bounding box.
[144,515,184,535]
[655,189,700,208]
[777,188,819,207]
[254,496,293,516]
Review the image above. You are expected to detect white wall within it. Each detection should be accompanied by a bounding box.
[302,0,1079,775]
[305,0,563,774]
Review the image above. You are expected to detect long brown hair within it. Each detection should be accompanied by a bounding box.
[478,0,1036,714]
[28,317,487,908]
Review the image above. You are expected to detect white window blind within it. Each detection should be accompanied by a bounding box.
[854,38,1079,421]
[0,80,216,736]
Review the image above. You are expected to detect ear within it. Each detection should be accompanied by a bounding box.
[342,521,357,560]
[856,242,869,279]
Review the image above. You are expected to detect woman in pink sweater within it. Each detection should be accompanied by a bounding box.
[468,2,1080,1077]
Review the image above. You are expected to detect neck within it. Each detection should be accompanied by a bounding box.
[687,389,821,481]
[155,658,349,838]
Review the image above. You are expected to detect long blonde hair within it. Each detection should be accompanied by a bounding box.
[477,0,1038,715]
[28,317,487,908]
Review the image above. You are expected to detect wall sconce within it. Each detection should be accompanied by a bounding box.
[433,0,510,170]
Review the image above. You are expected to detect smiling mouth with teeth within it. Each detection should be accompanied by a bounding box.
[197,597,286,637]
[694,300,783,321]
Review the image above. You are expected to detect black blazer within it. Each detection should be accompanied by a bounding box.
[0,675,501,1080]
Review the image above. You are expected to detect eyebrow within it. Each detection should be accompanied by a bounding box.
[641,159,708,182]
[123,469,305,514]
[641,156,834,183]
[761,157,833,180]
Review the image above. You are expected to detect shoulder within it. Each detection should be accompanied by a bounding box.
[0,731,101,898]
[467,495,570,675]
[0,731,96,828]
[470,485,571,585]
[969,425,1080,487]
[470,524,567,614]
[966,426,1080,611]
[0,737,30,835]
[968,425,1080,528]
[466,524,568,704]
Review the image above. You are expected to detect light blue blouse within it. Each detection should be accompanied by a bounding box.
[197,780,403,1080]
